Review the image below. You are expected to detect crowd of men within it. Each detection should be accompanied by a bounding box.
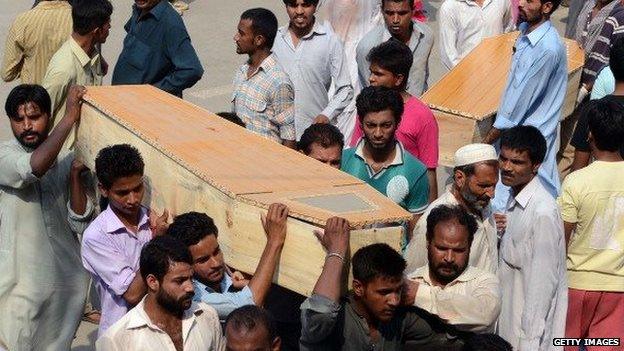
[0,0,623,350]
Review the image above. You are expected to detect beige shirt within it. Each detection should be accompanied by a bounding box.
[404,189,499,274]
[97,298,225,351]
[408,265,501,333]
[1,1,72,84]
[42,37,103,148]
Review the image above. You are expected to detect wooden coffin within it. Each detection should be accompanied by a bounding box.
[76,85,412,296]
[422,32,585,166]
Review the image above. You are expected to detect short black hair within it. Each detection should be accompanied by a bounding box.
[541,0,562,15]
[610,37,624,82]
[298,123,344,155]
[241,8,279,49]
[586,99,624,152]
[352,243,406,284]
[356,86,404,124]
[453,160,499,179]
[167,212,219,247]
[216,112,246,128]
[95,144,145,189]
[72,0,112,36]
[5,84,51,120]
[140,235,193,282]
[367,39,413,88]
[225,305,278,342]
[500,126,547,165]
[463,334,512,351]
[426,205,478,245]
[382,0,414,10]
[283,0,319,6]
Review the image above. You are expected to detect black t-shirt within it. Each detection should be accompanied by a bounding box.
[570,94,624,156]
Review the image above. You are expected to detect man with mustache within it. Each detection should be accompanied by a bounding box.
[403,205,501,333]
[496,126,567,351]
[97,235,225,350]
[404,143,499,274]
[356,0,434,97]
[0,84,93,350]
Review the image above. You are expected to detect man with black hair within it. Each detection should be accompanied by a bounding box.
[0,85,93,350]
[300,217,451,350]
[232,8,296,148]
[351,40,439,201]
[225,305,281,351]
[403,205,501,333]
[356,0,434,97]
[342,86,429,232]
[299,123,344,169]
[496,126,567,350]
[81,144,169,336]
[272,0,353,140]
[42,0,112,149]
[97,236,225,350]
[559,99,624,348]
[167,203,288,320]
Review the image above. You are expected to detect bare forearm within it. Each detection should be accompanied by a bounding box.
[123,272,147,306]
[427,169,437,203]
[69,171,87,215]
[30,114,76,177]
[312,256,345,303]
[248,241,284,306]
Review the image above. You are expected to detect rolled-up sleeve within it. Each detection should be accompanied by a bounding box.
[271,81,296,141]
[300,294,342,345]
[196,285,255,320]
[67,197,95,234]
[0,145,38,188]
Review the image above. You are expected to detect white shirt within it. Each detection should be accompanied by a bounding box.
[497,177,567,351]
[97,297,225,351]
[408,265,501,333]
[439,0,514,70]
[404,189,499,274]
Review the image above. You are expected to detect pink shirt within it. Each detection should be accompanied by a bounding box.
[350,96,439,168]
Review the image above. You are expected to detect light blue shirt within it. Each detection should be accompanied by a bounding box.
[492,21,567,212]
[193,274,254,320]
[590,66,616,100]
[272,20,353,139]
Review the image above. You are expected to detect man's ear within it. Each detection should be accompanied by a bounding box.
[395,74,406,88]
[98,182,109,198]
[353,279,365,298]
[542,1,553,16]
[254,34,266,48]
[532,162,541,175]
[454,169,466,188]
[271,336,282,351]
[145,273,159,291]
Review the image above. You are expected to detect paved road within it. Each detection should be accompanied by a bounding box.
[0,0,572,348]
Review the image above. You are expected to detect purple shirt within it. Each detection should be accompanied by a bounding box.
[81,206,152,336]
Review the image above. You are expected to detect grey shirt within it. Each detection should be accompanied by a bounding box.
[356,21,434,97]
[272,21,354,139]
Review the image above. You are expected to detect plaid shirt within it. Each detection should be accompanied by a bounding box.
[582,3,624,87]
[232,54,295,143]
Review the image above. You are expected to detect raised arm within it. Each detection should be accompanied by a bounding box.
[312,217,351,302]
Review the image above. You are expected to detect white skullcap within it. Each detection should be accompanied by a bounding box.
[454,143,497,167]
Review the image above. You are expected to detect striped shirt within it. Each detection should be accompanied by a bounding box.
[1,1,72,84]
[232,54,295,143]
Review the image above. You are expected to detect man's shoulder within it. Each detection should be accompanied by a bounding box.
[0,140,23,154]
[413,20,434,39]
[100,305,140,339]
[194,301,220,322]
[82,210,111,244]
[46,40,75,72]
[401,150,427,176]
[358,25,385,47]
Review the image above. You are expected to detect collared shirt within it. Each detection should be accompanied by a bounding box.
[232,54,295,143]
[581,3,624,86]
[497,177,568,351]
[574,0,619,52]
[96,297,225,351]
[404,188,498,274]
[81,206,152,337]
[438,0,514,70]
[300,294,445,351]
[1,0,72,84]
[356,20,434,97]
[193,273,255,320]
[272,21,353,139]
[112,0,204,97]
[341,139,429,214]
[0,140,92,350]
[42,37,103,148]
[408,265,501,333]
[491,20,567,211]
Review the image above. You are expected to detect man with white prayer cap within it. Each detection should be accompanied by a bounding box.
[404,143,500,274]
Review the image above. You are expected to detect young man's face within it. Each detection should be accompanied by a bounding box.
[100,174,144,219]
[427,220,470,286]
[518,0,549,25]
[305,142,342,169]
[285,0,316,32]
[369,63,403,90]
[188,234,226,286]
[154,261,195,315]
[499,146,540,188]
[361,110,398,150]
[455,162,498,210]
[234,18,257,55]
[95,19,112,44]
[382,0,412,38]
[225,324,281,351]
[354,275,403,323]
[9,101,49,149]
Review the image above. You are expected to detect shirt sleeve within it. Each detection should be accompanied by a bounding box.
[155,24,204,94]
[438,2,460,70]
[1,18,24,82]
[416,114,439,169]
[569,111,590,152]
[300,294,342,346]
[66,196,95,235]
[195,286,255,320]
[412,274,502,332]
[406,169,429,214]
[590,67,615,100]
[581,15,622,86]
[321,38,353,120]
[558,176,579,224]
[400,309,436,345]
[42,67,72,127]
[271,81,296,141]
[355,38,372,94]
[0,145,38,188]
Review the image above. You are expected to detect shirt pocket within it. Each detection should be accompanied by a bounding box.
[244,95,267,113]
[122,33,153,72]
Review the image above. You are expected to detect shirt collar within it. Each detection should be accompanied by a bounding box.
[279,19,327,40]
[520,20,552,47]
[510,176,542,210]
[126,297,206,330]
[133,0,168,20]
[353,139,404,167]
[69,37,100,68]
[241,54,276,79]
[196,272,232,294]
[103,205,150,234]
[382,20,424,49]
[410,265,481,286]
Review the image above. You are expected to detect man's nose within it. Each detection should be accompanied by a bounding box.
[388,293,400,307]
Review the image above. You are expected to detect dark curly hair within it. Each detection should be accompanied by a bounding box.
[367,39,413,89]
[298,123,344,155]
[352,243,406,283]
[95,144,144,189]
[426,205,478,245]
[140,235,193,282]
[500,126,547,165]
[356,86,404,125]
[167,212,219,247]
[585,99,624,152]
[5,84,51,120]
